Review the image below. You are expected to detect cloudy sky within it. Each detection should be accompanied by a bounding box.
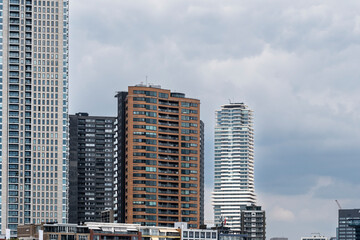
[69,0,360,239]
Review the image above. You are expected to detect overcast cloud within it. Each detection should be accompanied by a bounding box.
[69,0,360,239]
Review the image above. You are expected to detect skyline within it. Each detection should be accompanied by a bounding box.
[69,0,360,239]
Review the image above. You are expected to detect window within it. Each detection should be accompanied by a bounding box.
[146,167,156,172]
[182,109,190,114]
[146,125,157,131]
[146,112,157,117]
[159,92,168,98]
[79,236,88,240]
[145,201,156,206]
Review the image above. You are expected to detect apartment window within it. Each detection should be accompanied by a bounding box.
[159,92,168,98]
[182,102,190,107]
[78,236,88,240]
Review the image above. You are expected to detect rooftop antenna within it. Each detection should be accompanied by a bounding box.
[229,99,232,104]
[146,76,148,86]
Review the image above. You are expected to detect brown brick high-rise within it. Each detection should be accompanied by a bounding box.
[114,84,203,228]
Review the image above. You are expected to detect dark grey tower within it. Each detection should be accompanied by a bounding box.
[69,113,116,223]
[113,92,128,223]
[338,209,360,240]
[200,120,205,226]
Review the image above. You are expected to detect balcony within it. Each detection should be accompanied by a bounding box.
[9,58,19,64]
[9,6,20,11]
[158,135,178,141]
[158,175,178,181]
[159,127,178,134]
[158,196,179,202]
[9,19,20,24]
[158,141,178,147]
[158,216,179,222]
[158,114,178,120]
[9,25,20,31]
[158,203,178,208]
[9,52,19,58]
[158,210,179,215]
[158,148,178,154]
[158,100,179,107]
[158,121,179,127]
[158,155,178,161]
[158,162,178,168]
[158,182,178,188]
[10,13,20,18]
[158,189,178,195]
[158,107,179,113]
[158,169,178,175]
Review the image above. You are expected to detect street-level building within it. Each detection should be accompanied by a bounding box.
[211,225,247,240]
[175,222,217,240]
[0,0,69,234]
[113,84,204,228]
[240,205,265,240]
[17,223,141,240]
[301,234,328,240]
[17,222,181,240]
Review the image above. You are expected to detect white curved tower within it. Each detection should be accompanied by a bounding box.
[212,103,256,231]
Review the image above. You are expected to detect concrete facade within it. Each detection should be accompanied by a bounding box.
[1,0,69,234]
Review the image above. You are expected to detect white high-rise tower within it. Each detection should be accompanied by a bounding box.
[212,103,256,231]
[0,0,69,234]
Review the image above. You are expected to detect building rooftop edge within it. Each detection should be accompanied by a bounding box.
[115,85,201,102]
[71,113,116,119]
